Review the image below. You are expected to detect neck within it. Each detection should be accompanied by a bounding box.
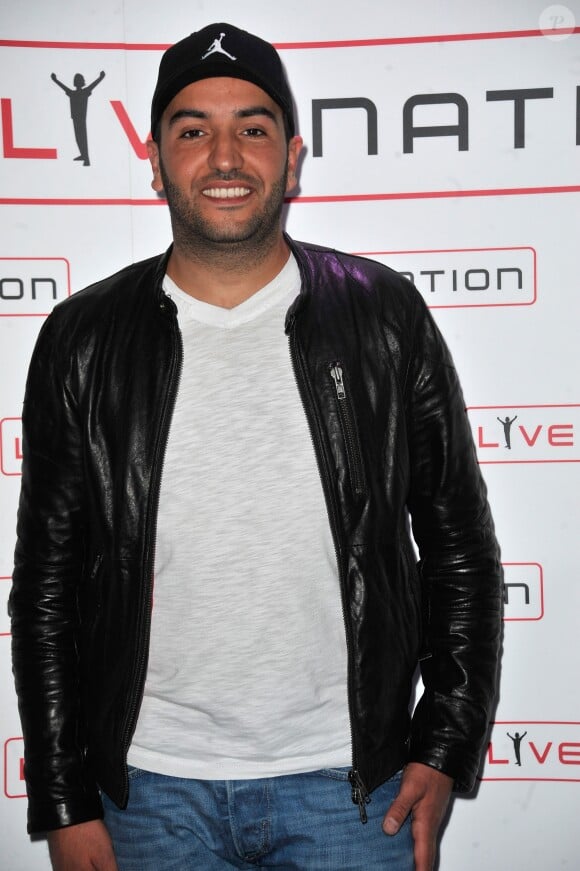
[165,233,290,309]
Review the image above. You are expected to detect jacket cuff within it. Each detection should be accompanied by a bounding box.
[27,790,104,835]
[407,739,482,792]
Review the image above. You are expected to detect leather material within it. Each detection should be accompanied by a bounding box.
[11,238,503,834]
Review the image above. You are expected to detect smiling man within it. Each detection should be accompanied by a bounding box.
[11,22,503,871]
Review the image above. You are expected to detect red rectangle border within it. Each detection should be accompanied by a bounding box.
[0,257,72,317]
[355,246,537,308]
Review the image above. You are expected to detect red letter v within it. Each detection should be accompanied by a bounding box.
[110,101,150,159]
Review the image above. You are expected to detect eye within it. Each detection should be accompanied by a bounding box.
[242,127,266,137]
[180,128,205,139]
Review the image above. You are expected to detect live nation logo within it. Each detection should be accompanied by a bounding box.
[482,722,580,781]
[468,404,580,463]
[361,247,536,308]
[503,563,543,621]
[1,30,579,201]
[3,737,26,798]
[0,257,71,316]
[0,418,22,476]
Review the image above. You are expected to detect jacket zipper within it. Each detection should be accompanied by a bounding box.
[119,294,183,801]
[329,363,365,497]
[287,320,370,823]
[348,768,371,824]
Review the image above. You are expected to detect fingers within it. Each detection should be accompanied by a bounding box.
[411,810,439,871]
[382,763,453,871]
[383,788,413,835]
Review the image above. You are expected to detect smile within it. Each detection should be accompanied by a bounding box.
[202,187,251,199]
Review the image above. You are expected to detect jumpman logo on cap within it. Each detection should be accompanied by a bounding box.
[201,32,237,61]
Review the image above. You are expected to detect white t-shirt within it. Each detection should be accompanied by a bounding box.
[128,254,351,779]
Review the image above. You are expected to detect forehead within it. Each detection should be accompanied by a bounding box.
[164,76,282,119]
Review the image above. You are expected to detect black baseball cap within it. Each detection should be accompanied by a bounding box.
[151,23,295,139]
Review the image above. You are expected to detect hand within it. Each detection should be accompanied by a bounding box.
[47,819,118,871]
[382,762,453,871]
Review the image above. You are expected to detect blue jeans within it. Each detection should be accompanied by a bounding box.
[102,766,414,869]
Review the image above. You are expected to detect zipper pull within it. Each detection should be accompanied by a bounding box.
[330,363,346,399]
[348,769,370,824]
[90,554,103,579]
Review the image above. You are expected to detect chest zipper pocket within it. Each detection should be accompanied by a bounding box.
[330,363,365,498]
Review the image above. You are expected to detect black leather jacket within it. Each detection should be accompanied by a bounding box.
[11,237,503,834]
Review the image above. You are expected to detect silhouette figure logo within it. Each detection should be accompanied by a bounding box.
[50,70,106,166]
[201,32,237,61]
[497,414,518,449]
[507,730,527,766]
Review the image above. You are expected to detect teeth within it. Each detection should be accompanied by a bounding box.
[203,187,251,199]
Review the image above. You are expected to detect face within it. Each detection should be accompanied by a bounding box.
[147,77,302,255]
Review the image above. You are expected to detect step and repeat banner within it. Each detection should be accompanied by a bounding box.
[1,1,579,868]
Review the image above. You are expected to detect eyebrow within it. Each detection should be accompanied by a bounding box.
[167,105,280,127]
[237,106,278,124]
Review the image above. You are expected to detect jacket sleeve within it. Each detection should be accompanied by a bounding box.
[404,293,503,791]
[10,313,103,833]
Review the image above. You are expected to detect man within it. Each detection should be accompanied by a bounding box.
[11,22,503,871]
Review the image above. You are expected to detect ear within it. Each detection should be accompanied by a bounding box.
[147,139,164,194]
[285,135,303,194]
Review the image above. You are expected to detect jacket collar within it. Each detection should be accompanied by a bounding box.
[153,246,173,299]
[284,234,310,332]
[154,237,308,323]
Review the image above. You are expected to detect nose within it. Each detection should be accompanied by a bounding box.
[208,129,242,174]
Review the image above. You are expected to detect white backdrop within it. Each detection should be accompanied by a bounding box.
[1,1,580,868]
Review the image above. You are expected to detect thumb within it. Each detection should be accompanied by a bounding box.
[383,790,413,836]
